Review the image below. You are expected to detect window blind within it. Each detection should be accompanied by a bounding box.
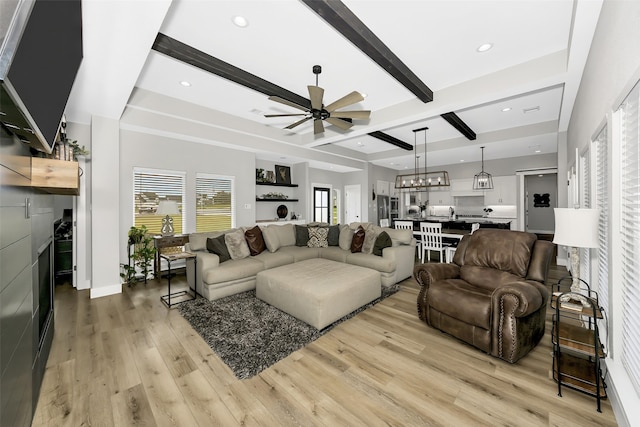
[620,81,640,396]
[196,173,235,232]
[580,151,591,284]
[595,127,609,315]
[133,168,185,234]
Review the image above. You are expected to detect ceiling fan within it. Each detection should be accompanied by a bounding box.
[265,65,370,135]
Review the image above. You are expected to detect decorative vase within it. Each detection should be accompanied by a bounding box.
[277,204,288,219]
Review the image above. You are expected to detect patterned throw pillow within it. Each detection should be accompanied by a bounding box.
[225,228,250,260]
[307,226,329,248]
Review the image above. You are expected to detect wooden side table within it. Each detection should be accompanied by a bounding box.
[153,234,190,278]
[160,251,197,308]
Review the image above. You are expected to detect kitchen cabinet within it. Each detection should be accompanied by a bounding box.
[484,175,517,205]
[376,180,390,196]
[551,277,606,412]
[428,188,452,205]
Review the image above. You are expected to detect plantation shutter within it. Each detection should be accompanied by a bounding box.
[579,151,591,283]
[133,168,185,235]
[196,173,235,232]
[594,127,609,314]
[619,81,640,395]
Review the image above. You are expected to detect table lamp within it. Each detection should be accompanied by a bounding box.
[553,207,600,291]
[156,200,180,236]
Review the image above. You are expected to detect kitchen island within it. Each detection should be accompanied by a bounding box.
[394,216,513,231]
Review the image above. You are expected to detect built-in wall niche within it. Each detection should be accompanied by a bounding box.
[255,163,300,222]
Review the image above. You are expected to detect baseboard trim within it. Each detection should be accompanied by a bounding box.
[90,283,122,299]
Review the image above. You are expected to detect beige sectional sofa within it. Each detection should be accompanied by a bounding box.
[185,222,416,301]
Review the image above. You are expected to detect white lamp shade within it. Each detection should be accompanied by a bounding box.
[553,208,600,248]
[156,200,180,216]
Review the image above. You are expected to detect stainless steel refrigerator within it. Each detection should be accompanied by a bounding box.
[377,195,390,226]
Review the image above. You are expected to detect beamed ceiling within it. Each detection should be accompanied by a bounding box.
[64,0,603,173]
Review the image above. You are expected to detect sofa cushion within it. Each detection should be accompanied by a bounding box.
[428,279,492,330]
[362,228,379,254]
[383,228,413,247]
[319,246,349,263]
[307,226,329,248]
[338,224,354,251]
[463,229,536,277]
[272,223,296,247]
[225,228,250,260]
[244,225,266,256]
[253,250,295,269]
[295,225,310,246]
[190,230,229,252]
[346,252,395,273]
[206,235,231,263]
[277,245,321,262]
[350,226,366,253]
[261,225,280,253]
[201,257,264,284]
[327,225,340,246]
[373,231,392,256]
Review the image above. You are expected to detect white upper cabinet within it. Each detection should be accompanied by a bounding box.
[484,175,517,205]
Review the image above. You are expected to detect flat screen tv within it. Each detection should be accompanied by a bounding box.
[0,0,83,153]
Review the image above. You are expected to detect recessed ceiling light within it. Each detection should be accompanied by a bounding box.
[523,106,540,114]
[538,174,544,177]
[232,15,248,28]
[477,43,493,52]
[501,107,512,112]
[179,81,191,87]
[535,149,541,153]
[460,159,465,162]
[356,141,364,146]
[280,156,287,160]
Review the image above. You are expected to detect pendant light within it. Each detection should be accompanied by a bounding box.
[394,127,450,190]
[473,146,494,190]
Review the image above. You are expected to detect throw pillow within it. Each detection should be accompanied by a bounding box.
[295,225,310,246]
[373,231,392,256]
[307,226,329,248]
[244,225,266,256]
[338,224,354,251]
[327,224,340,246]
[225,228,250,260]
[362,228,380,254]
[206,234,231,263]
[350,225,366,253]
[261,226,280,253]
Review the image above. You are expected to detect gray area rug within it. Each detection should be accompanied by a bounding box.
[178,284,400,379]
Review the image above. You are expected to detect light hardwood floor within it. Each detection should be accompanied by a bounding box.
[32,262,618,426]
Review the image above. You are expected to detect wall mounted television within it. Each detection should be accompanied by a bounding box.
[0,0,83,154]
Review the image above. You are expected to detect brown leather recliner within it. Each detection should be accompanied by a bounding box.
[414,229,554,363]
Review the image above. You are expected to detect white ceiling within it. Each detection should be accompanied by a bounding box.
[65,0,604,173]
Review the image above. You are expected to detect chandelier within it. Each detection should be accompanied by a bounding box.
[473,146,494,189]
[395,127,450,190]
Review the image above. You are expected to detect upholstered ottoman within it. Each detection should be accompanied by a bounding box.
[256,258,381,330]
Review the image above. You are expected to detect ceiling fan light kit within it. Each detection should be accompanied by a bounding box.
[395,127,450,190]
[473,146,494,190]
[265,65,370,135]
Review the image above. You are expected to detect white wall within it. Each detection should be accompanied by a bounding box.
[118,130,255,264]
[566,1,640,425]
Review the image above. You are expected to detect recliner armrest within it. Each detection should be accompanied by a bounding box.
[414,263,460,289]
[491,280,544,318]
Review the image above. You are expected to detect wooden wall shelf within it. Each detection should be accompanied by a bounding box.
[31,158,79,195]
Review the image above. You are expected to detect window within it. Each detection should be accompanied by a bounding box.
[619,81,640,395]
[579,150,592,283]
[196,173,235,232]
[133,168,185,234]
[313,187,330,223]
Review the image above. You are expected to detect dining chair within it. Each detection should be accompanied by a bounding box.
[380,218,390,227]
[445,222,481,263]
[394,221,419,257]
[419,222,448,263]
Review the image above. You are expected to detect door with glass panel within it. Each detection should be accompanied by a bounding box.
[313,187,330,223]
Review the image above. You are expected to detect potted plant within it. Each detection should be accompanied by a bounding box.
[120,225,156,286]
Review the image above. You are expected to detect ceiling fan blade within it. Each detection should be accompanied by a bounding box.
[330,110,371,119]
[264,113,308,117]
[325,91,364,112]
[285,116,312,129]
[268,96,308,112]
[325,117,353,131]
[308,85,324,110]
[314,118,325,134]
